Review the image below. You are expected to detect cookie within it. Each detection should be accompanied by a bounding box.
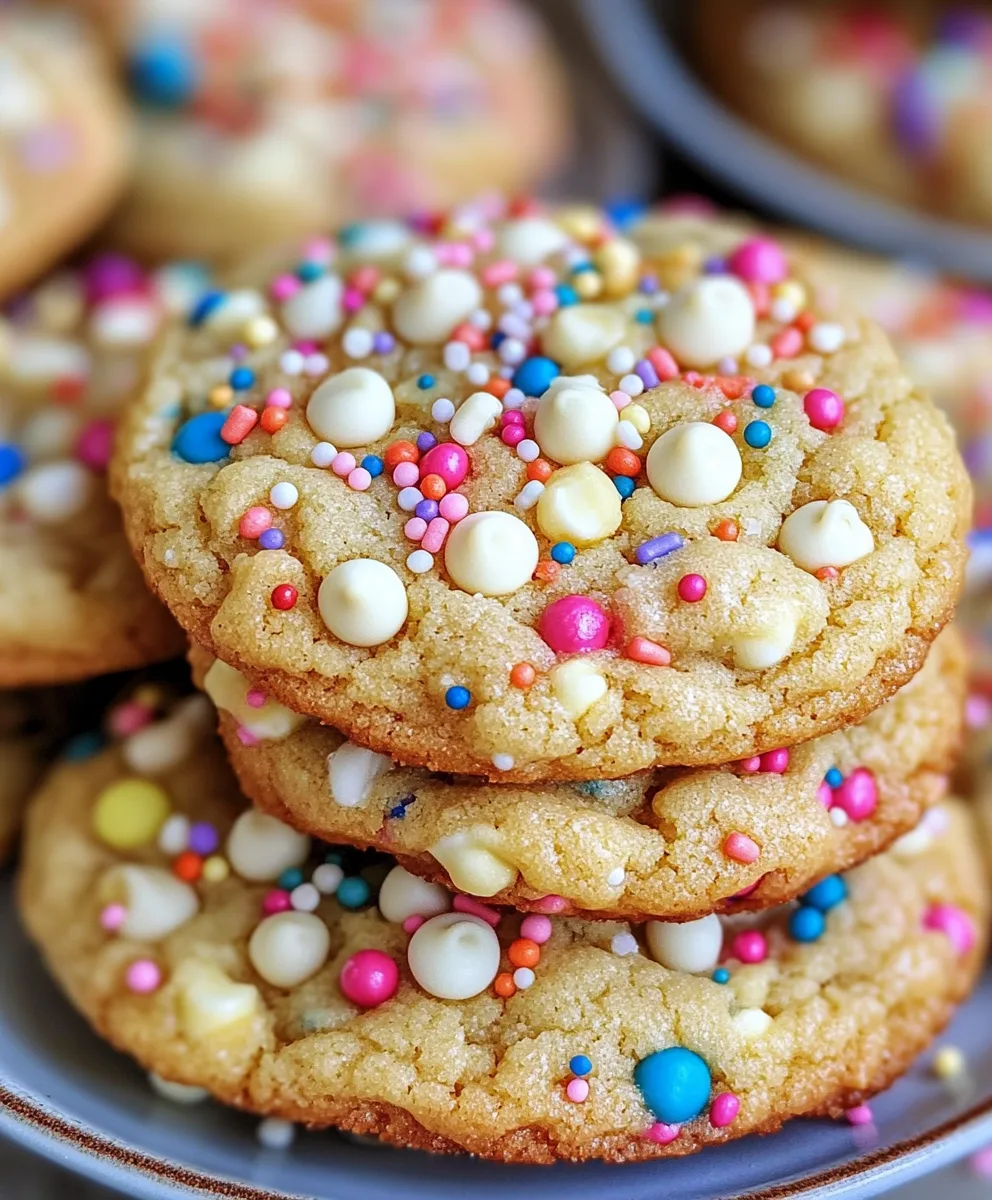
[695,1,992,229]
[190,625,965,920]
[112,203,970,780]
[0,7,128,299]
[0,689,57,861]
[0,255,205,684]
[17,697,988,1163]
[84,0,569,263]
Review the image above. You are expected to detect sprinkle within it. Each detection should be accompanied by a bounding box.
[397,486,423,511]
[491,753,515,772]
[712,968,730,984]
[229,366,255,391]
[645,1123,680,1145]
[347,467,372,491]
[566,1078,590,1103]
[606,447,641,476]
[513,967,536,989]
[846,1105,873,1127]
[751,383,775,408]
[516,439,540,462]
[570,1054,593,1077]
[494,973,516,998]
[259,529,284,550]
[393,462,420,488]
[626,636,671,666]
[521,914,553,944]
[336,876,371,909]
[311,442,336,467]
[932,1046,966,1080]
[384,440,419,468]
[405,517,428,542]
[770,327,803,358]
[923,904,977,956]
[789,906,826,943]
[759,747,789,773]
[290,883,320,912]
[269,482,298,509]
[438,493,469,522]
[361,455,384,478]
[417,431,437,452]
[125,959,162,994]
[453,894,502,926]
[342,328,374,358]
[527,459,553,482]
[724,831,760,864]
[677,573,707,602]
[614,475,636,500]
[417,374,436,390]
[744,344,773,368]
[239,506,272,539]
[432,398,456,422]
[808,322,846,354]
[550,541,576,564]
[616,420,643,450]
[331,452,356,477]
[261,407,287,434]
[445,685,471,710]
[220,405,258,446]
[825,767,843,788]
[611,932,639,957]
[730,930,767,963]
[635,532,684,565]
[406,550,434,573]
[271,584,297,610]
[510,662,536,688]
[712,518,739,541]
[710,1093,740,1128]
[743,420,772,448]
[534,894,567,914]
[803,387,845,431]
[514,480,545,510]
[713,409,737,434]
[100,903,126,932]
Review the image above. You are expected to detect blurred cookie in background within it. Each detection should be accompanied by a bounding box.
[81,0,571,263]
[0,6,128,299]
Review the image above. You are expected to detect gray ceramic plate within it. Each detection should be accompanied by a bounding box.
[1,876,991,1200]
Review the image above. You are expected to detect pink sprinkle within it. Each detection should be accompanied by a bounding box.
[770,327,803,359]
[75,419,114,472]
[846,1105,873,1126]
[533,894,567,914]
[453,894,501,927]
[645,1122,680,1145]
[348,467,372,491]
[239,506,272,539]
[438,492,469,522]
[677,573,707,603]
[481,260,518,287]
[100,903,127,932]
[419,442,469,489]
[710,1092,740,1128]
[646,346,679,381]
[728,237,788,285]
[294,340,319,355]
[803,387,844,432]
[529,266,556,289]
[502,424,526,447]
[245,690,266,709]
[816,781,833,808]
[404,517,428,542]
[566,1078,590,1103]
[724,831,760,864]
[539,594,610,654]
[923,904,977,957]
[758,748,789,774]
[531,289,558,316]
[472,227,496,253]
[501,410,525,426]
[236,726,259,746]
[262,889,292,915]
[393,461,420,487]
[270,274,301,301]
[610,389,632,410]
[738,756,761,774]
[520,914,553,944]
[438,242,473,268]
[965,693,992,729]
[303,236,334,264]
[339,949,399,1008]
[969,1145,992,1178]
[221,404,259,446]
[731,930,767,964]
[626,636,671,667]
[832,767,877,822]
[402,915,425,934]
[125,959,161,994]
[349,265,380,294]
[422,517,450,553]
[332,452,357,477]
[266,387,292,409]
[343,287,364,313]
[108,701,153,737]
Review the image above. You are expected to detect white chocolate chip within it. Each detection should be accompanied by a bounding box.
[778,499,874,572]
[205,289,266,335]
[148,1075,209,1105]
[346,220,411,259]
[448,390,502,446]
[378,865,452,924]
[645,914,722,973]
[280,274,343,340]
[317,559,408,646]
[733,614,798,670]
[306,367,396,447]
[733,1008,773,1039]
[646,421,742,507]
[430,828,519,897]
[248,912,331,989]
[542,303,627,369]
[16,461,94,524]
[496,217,568,265]
[536,462,622,546]
[808,322,846,354]
[226,810,310,882]
[658,275,756,367]
[533,375,618,463]
[19,409,78,460]
[328,741,392,807]
[173,960,262,1039]
[122,695,212,774]
[549,658,608,719]
[444,511,538,596]
[203,659,303,741]
[7,335,90,385]
[89,297,160,348]
[392,269,483,344]
[257,1118,296,1150]
[99,865,199,941]
[406,913,500,999]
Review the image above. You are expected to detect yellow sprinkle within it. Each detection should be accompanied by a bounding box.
[209,384,234,409]
[933,1046,965,1080]
[202,855,230,884]
[624,403,650,434]
[92,779,171,849]
[556,206,603,243]
[771,279,807,309]
[373,278,401,304]
[573,271,603,300]
[243,315,278,348]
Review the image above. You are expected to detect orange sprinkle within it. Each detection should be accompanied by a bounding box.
[420,473,447,500]
[748,281,771,318]
[716,375,747,400]
[606,447,641,477]
[712,518,739,542]
[526,458,553,483]
[451,322,487,352]
[510,662,537,688]
[815,566,840,581]
[794,311,816,333]
[261,406,288,434]
[770,327,803,358]
[172,851,202,882]
[508,938,541,969]
[713,409,737,434]
[384,440,419,469]
[494,973,517,998]
[485,376,511,399]
[625,636,671,667]
[534,560,561,582]
[348,264,381,294]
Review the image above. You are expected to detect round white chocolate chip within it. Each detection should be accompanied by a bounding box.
[318,559,408,646]
[646,914,723,973]
[533,375,618,463]
[248,911,331,989]
[430,828,519,897]
[392,269,483,344]
[226,810,311,882]
[203,659,303,741]
[536,461,622,546]
[99,865,199,941]
[280,274,343,340]
[658,275,756,367]
[646,421,742,506]
[542,303,626,369]
[328,741,392,807]
[306,367,395,447]
[732,614,798,671]
[406,912,500,999]
[16,461,94,523]
[496,217,568,265]
[444,511,538,596]
[549,658,608,720]
[733,1008,773,1039]
[378,865,452,925]
[449,391,503,446]
[778,499,874,572]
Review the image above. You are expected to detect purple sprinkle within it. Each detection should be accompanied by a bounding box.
[891,70,940,158]
[83,253,144,305]
[188,822,219,856]
[415,499,439,521]
[372,331,395,354]
[416,432,437,452]
[259,528,285,550]
[635,359,660,389]
[638,273,660,295]
[634,532,685,565]
[703,256,727,275]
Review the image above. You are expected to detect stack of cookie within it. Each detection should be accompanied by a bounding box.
[19,201,990,1161]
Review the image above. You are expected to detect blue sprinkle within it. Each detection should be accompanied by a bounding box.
[188,290,225,327]
[635,309,655,323]
[445,685,472,710]
[489,331,507,350]
[512,356,560,398]
[388,793,417,820]
[551,542,576,565]
[712,967,730,984]
[744,420,772,449]
[362,455,384,478]
[634,1047,712,1125]
[613,475,636,500]
[789,906,826,943]
[296,261,323,282]
[751,384,776,408]
[570,261,595,275]
[574,780,611,798]
[635,532,684,565]
[825,767,843,788]
[127,36,198,107]
[605,198,646,229]
[278,868,304,890]
[801,875,847,912]
[229,366,255,391]
[172,411,230,464]
[0,443,25,487]
[63,731,104,761]
[417,374,436,390]
[569,1054,593,1077]
[336,876,371,909]
[258,528,284,550]
[324,851,343,866]
[555,284,579,307]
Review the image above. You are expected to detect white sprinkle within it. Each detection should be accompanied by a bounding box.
[514,480,545,510]
[157,814,190,856]
[619,373,645,397]
[397,486,423,511]
[432,398,456,423]
[717,355,739,375]
[163,548,178,567]
[498,337,527,365]
[342,328,374,359]
[611,933,639,957]
[291,883,321,912]
[744,344,773,368]
[311,442,337,468]
[403,246,437,279]
[469,308,492,330]
[808,322,846,354]
[304,353,330,378]
[406,549,434,573]
[443,340,471,372]
[257,1118,296,1150]
[607,866,625,887]
[829,807,849,827]
[516,438,540,462]
[502,387,526,410]
[465,361,490,386]
[497,282,524,306]
[770,299,798,324]
[513,967,536,989]
[280,349,305,375]
[606,346,636,375]
[269,482,299,510]
[492,753,515,772]
[513,300,535,322]
[615,420,642,450]
[312,863,344,894]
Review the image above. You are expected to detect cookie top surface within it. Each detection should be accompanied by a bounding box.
[0,256,207,683]
[0,7,128,299]
[88,0,568,262]
[192,625,964,921]
[18,692,988,1163]
[112,205,970,780]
